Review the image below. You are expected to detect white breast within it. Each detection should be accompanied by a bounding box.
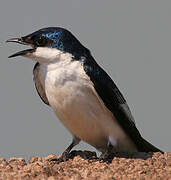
[38,55,137,152]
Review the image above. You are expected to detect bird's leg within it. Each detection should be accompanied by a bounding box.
[99,142,114,162]
[59,136,80,161]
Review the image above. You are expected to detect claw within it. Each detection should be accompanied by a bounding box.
[50,151,70,163]
[99,142,115,163]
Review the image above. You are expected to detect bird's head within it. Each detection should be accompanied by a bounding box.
[7,27,89,63]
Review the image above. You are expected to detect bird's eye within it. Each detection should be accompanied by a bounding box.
[35,36,47,46]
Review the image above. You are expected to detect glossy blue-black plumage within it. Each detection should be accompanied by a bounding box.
[23,27,90,58]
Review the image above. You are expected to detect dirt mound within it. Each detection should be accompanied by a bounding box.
[0,151,170,180]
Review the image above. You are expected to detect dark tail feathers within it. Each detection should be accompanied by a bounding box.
[137,138,163,153]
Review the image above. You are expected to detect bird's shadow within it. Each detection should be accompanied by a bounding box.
[52,150,154,164]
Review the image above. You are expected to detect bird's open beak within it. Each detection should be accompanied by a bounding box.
[6,38,35,58]
[6,38,27,45]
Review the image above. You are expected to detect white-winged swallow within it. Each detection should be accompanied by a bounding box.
[7,27,163,161]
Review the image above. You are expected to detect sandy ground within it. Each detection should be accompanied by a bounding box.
[0,151,170,180]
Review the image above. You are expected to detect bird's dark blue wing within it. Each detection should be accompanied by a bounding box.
[83,56,147,151]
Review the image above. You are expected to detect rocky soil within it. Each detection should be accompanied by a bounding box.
[0,151,170,180]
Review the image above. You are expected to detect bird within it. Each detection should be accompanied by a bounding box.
[7,27,163,160]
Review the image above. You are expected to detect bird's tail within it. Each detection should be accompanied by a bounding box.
[138,138,163,153]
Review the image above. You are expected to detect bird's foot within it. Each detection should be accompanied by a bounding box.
[51,137,81,163]
[50,151,70,163]
[99,151,110,162]
[99,142,115,163]
[60,150,70,161]
[99,151,114,163]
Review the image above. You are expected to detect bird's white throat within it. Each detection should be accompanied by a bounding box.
[24,47,73,64]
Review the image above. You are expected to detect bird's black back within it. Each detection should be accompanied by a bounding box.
[83,54,163,152]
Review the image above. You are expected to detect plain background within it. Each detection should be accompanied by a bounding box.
[0,0,170,160]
